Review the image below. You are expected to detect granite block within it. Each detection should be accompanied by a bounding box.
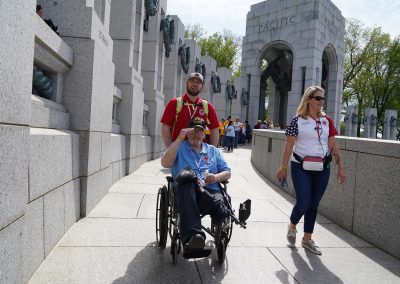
[34,14,73,73]
[70,130,80,179]
[22,198,44,283]
[111,133,126,162]
[44,186,65,257]
[29,128,74,200]
[30,95,70,130]
[113,39,134,83]
[112,162,121,184]
[80,167,112,216]
[100,132,112,170]
[120,159,127,177]
[345,137,400,158]
[36,0,92,38]
[116,81,145,135]
[270,247,400,284]
[60,218,155,247]
[110,0,136,40]
[87,193,143,218]
[64,179,80,232]
[0,218,24,284]
[77,130,102,176]
[353,153,400,259]
[0,125,29,230]
[319,150,356,231]
[29,246,199,284]
[61,38,95,131]
[89,41,114,132]
[0,0,35,125]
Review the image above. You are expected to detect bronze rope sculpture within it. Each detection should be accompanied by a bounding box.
[144,0,159,31]
[195,58,207,81]
[160,15,175,57]
[32,66,54,99]
[178,44,190,74]
[211,71,221,93]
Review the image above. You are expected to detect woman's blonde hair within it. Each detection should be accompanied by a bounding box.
[296,86,326,118]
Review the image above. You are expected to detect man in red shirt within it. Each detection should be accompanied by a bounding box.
[161,72,220,147]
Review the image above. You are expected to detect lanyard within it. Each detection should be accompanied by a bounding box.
[189,145,204,174]
[315,119,325,156]
[185,102,198,120]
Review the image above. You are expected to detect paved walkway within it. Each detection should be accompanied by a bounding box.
[29,145,400,283]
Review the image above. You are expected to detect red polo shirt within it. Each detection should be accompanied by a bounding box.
[161,93,220,141]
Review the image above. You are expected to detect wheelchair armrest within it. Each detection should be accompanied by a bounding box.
[166,176,173,183]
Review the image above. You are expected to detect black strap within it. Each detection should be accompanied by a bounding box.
[293,152,303,162]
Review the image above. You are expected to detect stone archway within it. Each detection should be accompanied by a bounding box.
[321,45,340,123]
[258,41,293,127]
[241,0,345,128]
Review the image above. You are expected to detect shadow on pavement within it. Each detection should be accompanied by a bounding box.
[290,247,344,283]
[112,242,202,284]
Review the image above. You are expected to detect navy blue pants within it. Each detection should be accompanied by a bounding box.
[174,182,228,243]
[290,161,330,233]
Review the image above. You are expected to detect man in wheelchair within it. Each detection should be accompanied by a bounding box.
[161,117,235,256]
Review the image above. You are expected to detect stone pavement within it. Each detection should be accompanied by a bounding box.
[29,145,400,283]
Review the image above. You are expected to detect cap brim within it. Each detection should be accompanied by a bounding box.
[193,125,205,131]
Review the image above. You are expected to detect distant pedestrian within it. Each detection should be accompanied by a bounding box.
[225,121,235,152]
[276,85,345,255]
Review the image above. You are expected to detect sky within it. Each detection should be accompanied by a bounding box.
[167,0,399,38]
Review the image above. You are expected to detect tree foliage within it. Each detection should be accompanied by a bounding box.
[184,23,206,41]
[344,19,400,138]
[185,24,241,74]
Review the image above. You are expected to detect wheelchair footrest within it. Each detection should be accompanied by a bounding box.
[239,199,251,223]
[183,248,212,259]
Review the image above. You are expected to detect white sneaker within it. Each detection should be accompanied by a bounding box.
[302,239,322,255]
[287,225,297,246]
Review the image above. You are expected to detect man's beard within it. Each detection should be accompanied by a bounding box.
[187,88,201,96]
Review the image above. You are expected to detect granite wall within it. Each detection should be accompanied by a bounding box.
[251,129,400,259]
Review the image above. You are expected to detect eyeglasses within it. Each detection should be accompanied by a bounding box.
[311,96,326,101]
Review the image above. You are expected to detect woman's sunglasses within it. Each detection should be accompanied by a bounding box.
[311,96,326,101]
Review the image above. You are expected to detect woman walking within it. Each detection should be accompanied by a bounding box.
[225,121,235,152]
[276,86,345,255]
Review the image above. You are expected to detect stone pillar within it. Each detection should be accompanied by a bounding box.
[364,108,377,139]
[40,0,115,216]
[141,0,167,157]
[344,106,358,137]
[201,55,217,102]
[183,39,201,84]
[215,67,232,119]
[383,110,398,140]
[0,1,35,282]
[110,0,149,174]
[163,15,185,103]
[231,79,242,120]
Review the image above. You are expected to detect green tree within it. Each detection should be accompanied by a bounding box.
[184,24,242,74]
[344,19,400,139]
[198,29,241,72]
[184,23,206,41]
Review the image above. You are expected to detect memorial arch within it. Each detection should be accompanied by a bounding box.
[241,0,345,127]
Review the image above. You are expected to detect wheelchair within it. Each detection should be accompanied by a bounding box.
[156,169,251,265]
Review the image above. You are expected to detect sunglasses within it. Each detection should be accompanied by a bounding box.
[311,96,326,101]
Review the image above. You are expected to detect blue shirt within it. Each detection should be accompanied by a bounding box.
[171,141,231,191]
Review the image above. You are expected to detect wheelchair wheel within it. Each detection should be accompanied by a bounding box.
[171,237,180,265]
[217,238,226,264]
[156,186,168,249]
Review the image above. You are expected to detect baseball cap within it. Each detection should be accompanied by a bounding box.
[187,72,204,83]
[188,117,206,131]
